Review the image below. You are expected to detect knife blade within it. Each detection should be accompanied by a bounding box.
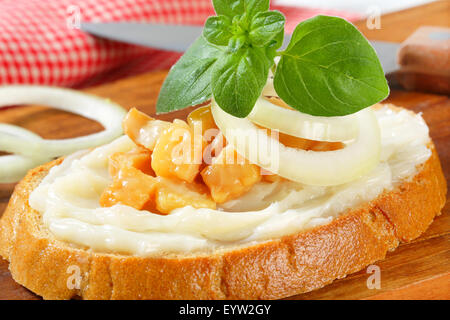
[81,22,204,52]
[80,22,399,75]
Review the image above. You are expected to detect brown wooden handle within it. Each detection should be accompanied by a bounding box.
[397,26,450,95]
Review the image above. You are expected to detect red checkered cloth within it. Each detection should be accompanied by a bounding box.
[0,0,361,88]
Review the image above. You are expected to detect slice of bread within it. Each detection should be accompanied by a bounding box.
[0,109,447,300]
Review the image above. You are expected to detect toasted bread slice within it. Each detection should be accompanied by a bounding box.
[0,110,446,300]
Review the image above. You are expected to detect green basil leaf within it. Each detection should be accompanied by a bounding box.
[249,11,285,47]
[203,15,233,46]
[268,27,284,50]
[245,0,270,18]
[211,47,272,117]
[212,0,269,19]
[274,15,389,116]
[228,35,246,52]
[156,37,223,114]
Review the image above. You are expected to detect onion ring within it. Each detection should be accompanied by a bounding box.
[251,83,359,142]
[0,85,126,158]
[0,124,51,183]
[0,155,47,184]
[212,100,381,186]
[0,123,46,157]
[0,86,126,183]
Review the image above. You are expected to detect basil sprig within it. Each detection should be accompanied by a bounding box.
[156,0,389,118]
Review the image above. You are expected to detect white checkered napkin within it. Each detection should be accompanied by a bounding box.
[0,0,361,88]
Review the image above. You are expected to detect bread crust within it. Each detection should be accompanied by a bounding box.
[0,142,446,300]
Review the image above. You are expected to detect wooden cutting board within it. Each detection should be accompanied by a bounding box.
[0,1,449,300]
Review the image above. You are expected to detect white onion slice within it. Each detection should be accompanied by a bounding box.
[211,100,381,186]
[0,124,51,183]
[0,155,46,184]
[0,123,46,157]
[0,85,126,158]
[0,123,42,140]
[248,96,359,142]
[261,77,277,97]
[0,85,126,183]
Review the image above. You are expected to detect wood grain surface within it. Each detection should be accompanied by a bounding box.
[0,1,449,300]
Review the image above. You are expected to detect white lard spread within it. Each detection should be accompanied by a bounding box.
[29,106,431,256]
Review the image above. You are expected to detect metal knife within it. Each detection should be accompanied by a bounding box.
[81,22,399,73]
[81,22,449,94]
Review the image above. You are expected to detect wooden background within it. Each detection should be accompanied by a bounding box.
[0,1,449,300]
